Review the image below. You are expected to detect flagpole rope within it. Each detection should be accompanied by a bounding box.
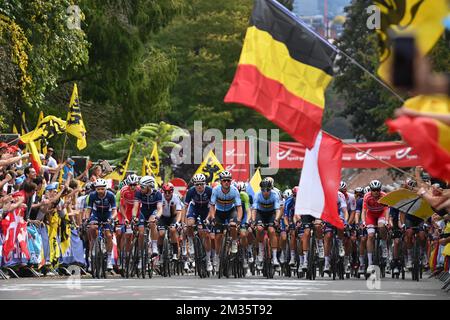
[271,0,405,103]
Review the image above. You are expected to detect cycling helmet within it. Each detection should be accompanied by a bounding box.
[84,182,93,192]
[260,179,273,190]
[265,177,275,185]
[93,178,107,188]
[292,186,299,195]
[405,178,417,189]
[140,175,155,188]
[363,186,371,194]
[192,173,206,184]
[219,171,232,180]
[127,174,140,185]
[283,189,293,199]
[162,183,174,193]
[369,180,382,190]
[354,187,364,194]
[237,181,246,192]
[339,181,347,191]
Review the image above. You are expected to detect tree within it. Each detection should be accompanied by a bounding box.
[100,121,187,175]
[334,0,401,142]
[74,0,184,133]
[0,0,89,127]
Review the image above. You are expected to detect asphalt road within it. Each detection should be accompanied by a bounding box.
[1,271,449,300]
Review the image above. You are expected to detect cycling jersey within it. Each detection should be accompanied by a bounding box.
[185,186,212,218]
[342,192,356,212]
[273,187,284,207]
[87,191,116,221]
[252,190,280,212]
[337,191,347,220]
[363,191,387,226]
[283,196,295,220]
[135,189,163,218]
[210,185,241,212]
[119,185,140,222]
[240,191,250,222]
[162,193,183,218]
[355,197,363,214]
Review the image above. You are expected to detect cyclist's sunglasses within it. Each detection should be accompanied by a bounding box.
[371,188,381,192]
[195,183,205,187]
[221,179,231,183]
[129,183,137,187]
[96,187,106,191]
[261,188,271,192]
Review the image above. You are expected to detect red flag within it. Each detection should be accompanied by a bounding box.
[386,116,450,181]
[295,131,344,229]
[28,140,42,173]
[1,210,20,262]
[17,219,30,260]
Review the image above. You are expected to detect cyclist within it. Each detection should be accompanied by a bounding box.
[283,189,292,201]
[207,171,243,269]
[361,180,389,274]
[339,181,356,273]
[252,178,282,268]
[401,179,428,270]
[118,174,140,264]
[86,178,117,270]
[389,205,403,276]
[354,187,367,274]
[185,173,214,271]
[237,181,252,269]
[132,176,163,267]
[323,191,349,273]
[158,183,183,262]
[284,186,299,266]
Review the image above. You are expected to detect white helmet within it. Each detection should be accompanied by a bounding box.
[339,181,347,191]
[363,186,371,194]
[219,170,232,180]
[237,181,246,192]
[283,189,293,199]
[140,175,155,188]
[126,174,140,185]
[369,180,382,190]
[192,173,206,184]
[93,178,107,188]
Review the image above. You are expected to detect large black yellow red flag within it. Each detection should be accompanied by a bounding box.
[194,150,225,184]
[375,0,448,82]
[224,0,335,149]
[20,115,66,144]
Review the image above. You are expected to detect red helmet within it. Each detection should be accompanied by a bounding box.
[162,183,174,193]
[292,186,299,195]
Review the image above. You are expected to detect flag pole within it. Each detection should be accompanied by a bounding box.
[60,133,68,163]
[271,0,405,103]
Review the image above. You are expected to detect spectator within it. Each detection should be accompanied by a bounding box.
[45,147,58,169]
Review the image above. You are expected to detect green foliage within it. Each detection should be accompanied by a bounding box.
[77,0,183,133]
[334,0,402,142]
[100,121,187,172]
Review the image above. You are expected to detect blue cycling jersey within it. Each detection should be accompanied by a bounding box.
[210,185,241,212]
[87,191,116,219]
[135,190,163,216]
[184,186,212,214]
[252,190,280,212]
[355,198,363,214]
[283,196,295,218]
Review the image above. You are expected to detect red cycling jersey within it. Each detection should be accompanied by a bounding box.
[363,191,387,226]
[119,185,140,223]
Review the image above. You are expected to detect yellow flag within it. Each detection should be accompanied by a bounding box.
[21,112,27,135]
[142,157,154,176]
[36,111,48,154]
[104,143,134,181]
[375,0,448,82]
[149,142,160,176]
[28,140,42,173]
[66,84,87,150]
[12,124,18,134]
[20,115,66,144]
[248,168,262,197]
[404,95,450,114]
[194,150,225,184]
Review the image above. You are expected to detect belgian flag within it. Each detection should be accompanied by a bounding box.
[224,0,335,149]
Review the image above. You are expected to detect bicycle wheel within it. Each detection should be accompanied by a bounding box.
[264,237,274,279]
[219,233,230,279]
[162,235,170,277]
[129,237,140,278]
[412,239,420,282]
[94,238,103,279]
[194,235,206,278]
[307,233,316,280]
[331,238,338,280]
